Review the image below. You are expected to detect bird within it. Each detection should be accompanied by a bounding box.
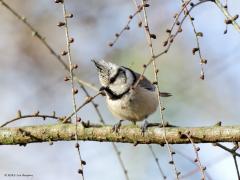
[92,59,171,132]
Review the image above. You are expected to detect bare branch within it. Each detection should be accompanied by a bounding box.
[1,124,240,145]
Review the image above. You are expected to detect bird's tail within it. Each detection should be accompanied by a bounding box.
[159,92,172,97]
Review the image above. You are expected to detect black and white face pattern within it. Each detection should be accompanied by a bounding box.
[107,67,135,96]
[93,60,136,99]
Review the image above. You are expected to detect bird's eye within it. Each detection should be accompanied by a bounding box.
[109,77,115,83]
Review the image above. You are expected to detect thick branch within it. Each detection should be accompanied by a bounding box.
[0,124,240,145]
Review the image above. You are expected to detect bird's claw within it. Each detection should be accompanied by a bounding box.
[141,121,177,135]
[112,120,124,133]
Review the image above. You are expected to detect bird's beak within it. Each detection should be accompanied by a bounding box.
[99,86,106,91]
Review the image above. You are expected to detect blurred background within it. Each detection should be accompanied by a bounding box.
[0,0,240,179]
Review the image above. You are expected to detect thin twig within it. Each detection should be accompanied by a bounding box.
[108,4,144,47]
[63,92,101,123]
[180,151,227,179]
[133,0,210,89]
[233,155,240,179]
[183,133,206,180]
[130,1,170,178]
[176,150,212,179]
[0,112,60,128]
[214,0,240,32]
[61,1,84,178]
[162,0,192,50]
[148,145,167,179]
[215,142,240,179]
[139,0,180,178]
[153,0,210,60]
[111,143,129,180]
[215,143,240,157]
[181,0,206,80]
[0,0,98,92]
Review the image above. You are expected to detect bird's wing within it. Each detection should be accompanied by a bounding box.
[134,72,172,97]
[134,72,156,91]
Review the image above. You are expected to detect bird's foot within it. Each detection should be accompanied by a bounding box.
[112,120,124,133]
[141,121,177,135]
[81,120,90,128]
[141,120,149,136]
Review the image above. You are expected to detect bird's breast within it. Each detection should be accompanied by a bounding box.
[106,86,158,121]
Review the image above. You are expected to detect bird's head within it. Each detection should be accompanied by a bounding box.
[92,59,135,96]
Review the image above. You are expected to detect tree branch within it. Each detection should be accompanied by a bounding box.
[0,124,240,145]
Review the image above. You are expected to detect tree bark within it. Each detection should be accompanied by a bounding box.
[0,123,239,145]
